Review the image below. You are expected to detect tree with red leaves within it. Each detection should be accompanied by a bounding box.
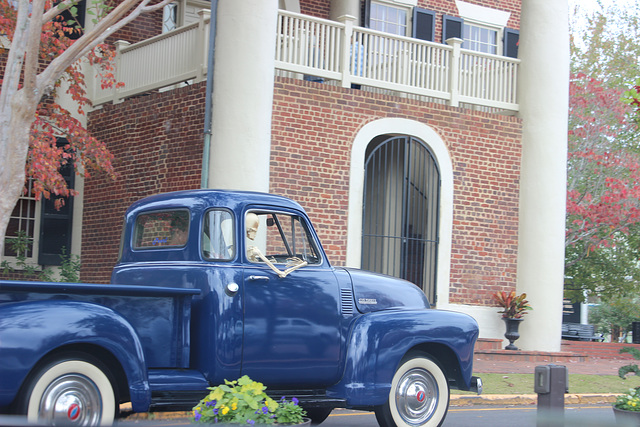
[566,1,640,300]
[0,0,173,257]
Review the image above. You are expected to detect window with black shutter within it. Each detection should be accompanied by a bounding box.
[38,138,75,266]
[503,28,519,58]
[442,15,463,43]
[412,8,435,42]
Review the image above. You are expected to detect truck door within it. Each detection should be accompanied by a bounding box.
[241,210,342,388]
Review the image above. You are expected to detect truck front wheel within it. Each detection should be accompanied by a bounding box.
[374,354,449,427]
[20,353,117,426]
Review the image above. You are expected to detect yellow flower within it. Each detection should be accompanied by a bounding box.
[221,406,229,415]
[231,402,238,411]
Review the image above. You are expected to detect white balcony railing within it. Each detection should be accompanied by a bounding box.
[93,10,519,112]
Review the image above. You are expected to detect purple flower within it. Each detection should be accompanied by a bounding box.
[194,411,202,422]
[247,421,255,425]
[206,400,216,407]
[262,406,270,414]
[292,397,299,405]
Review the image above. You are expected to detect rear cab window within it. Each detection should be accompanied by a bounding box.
[133,210,190,249]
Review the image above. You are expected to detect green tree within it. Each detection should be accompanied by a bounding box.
[589,296,640,342]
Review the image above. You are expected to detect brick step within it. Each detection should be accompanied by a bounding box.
[476,338,503,351]
[475,349,588,363]
[561,340,640,359]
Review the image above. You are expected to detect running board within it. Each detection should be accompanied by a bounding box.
[148,369,209,412]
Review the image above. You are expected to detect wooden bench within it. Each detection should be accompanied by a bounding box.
[561,322,604,341]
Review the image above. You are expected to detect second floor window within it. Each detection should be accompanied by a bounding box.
[163,2,178,33]
[367,1,408,36]
[462,22,498,55]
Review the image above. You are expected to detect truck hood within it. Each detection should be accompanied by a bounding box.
[340,268,430,313]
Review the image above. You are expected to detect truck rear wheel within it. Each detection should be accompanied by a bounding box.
[20,353,117,426]
[374,354,449,427]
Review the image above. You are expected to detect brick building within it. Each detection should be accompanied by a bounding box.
[2,0,569,351]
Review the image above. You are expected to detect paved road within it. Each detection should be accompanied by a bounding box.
[50,404,616,426]
[319,405,619,427]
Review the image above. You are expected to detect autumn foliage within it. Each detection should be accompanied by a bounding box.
[566,73,640,267]
[0,0,119,207]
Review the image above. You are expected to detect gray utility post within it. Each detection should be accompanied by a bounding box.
[535,364,568,427]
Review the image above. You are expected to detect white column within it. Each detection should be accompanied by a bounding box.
[207,0,278,192]
[516,0,569,351]
[330,0,360,22]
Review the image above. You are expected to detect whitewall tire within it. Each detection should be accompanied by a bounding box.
[22,355,116,426]
[375,354,449,427]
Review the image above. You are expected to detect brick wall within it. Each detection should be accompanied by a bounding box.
[82,83,206,283]
[300,0,330,19]
[271,78,522,306]
[82,77,521,307]
[106,0,164,44]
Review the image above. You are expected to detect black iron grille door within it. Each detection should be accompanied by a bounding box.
[362,135,440,305]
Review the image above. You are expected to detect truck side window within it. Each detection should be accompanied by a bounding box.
[133,210,190,249]
[245,211,320,265]
[202,210,234,261]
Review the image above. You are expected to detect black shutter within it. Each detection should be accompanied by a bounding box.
[38,138,74,266]
[442,15,463,43]
[412,8,435,42]
[364,0,372,28]
[504,28,519,58]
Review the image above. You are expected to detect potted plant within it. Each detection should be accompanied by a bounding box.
[492,291,533,350]
[613,347,640,424]
[192,375,309,425]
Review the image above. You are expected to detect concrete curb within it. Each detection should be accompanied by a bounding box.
[450,393,618,406]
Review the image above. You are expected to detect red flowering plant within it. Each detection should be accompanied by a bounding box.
[492,291,532,319]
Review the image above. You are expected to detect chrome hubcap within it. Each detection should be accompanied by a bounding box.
[395,368,438,425]
[39,374,102,426]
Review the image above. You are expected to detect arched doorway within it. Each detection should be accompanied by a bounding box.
[362,135,440,304]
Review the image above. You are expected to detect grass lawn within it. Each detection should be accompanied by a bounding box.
[451,373,640,395]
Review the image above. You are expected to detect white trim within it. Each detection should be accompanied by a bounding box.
[455,0,510,28]
[346,118,454,307]
[381,0,417,7]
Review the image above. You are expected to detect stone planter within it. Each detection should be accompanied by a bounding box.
[277,418,311,426]
[502,317,524,350]
[613,406,640,426]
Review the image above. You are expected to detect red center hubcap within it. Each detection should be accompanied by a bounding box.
[67,403,81,421]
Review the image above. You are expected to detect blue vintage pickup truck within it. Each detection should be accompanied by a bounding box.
[0,190,481,427]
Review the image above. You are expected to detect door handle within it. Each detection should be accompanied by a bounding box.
[248,275,270,281]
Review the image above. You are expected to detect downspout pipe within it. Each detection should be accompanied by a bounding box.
[201,0,218,188]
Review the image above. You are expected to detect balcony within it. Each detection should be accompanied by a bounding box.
[92,10,519,113]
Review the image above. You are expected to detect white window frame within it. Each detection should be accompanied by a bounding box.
[368,0,411,37]
[462,20,501,55]
[455,0,511,55]
[162,2,178,33]
[2,181,42,268]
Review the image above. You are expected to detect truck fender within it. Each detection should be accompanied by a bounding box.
[328,309,479,407]
[0,300,151,412]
